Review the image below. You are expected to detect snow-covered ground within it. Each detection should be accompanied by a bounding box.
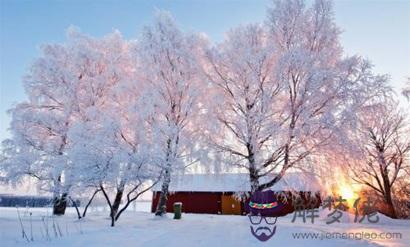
[0,204,408,247]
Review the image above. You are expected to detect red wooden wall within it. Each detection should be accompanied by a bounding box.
[151,191,321,216]
[152,192,225,214]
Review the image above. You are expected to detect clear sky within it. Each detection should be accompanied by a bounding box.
[1,0,409,142]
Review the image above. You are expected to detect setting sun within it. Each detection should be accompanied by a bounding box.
[329,168,361,209]
[340,186,355,200]
[335,184,360,210]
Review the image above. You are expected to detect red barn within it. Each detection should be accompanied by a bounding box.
[151,173,322,216]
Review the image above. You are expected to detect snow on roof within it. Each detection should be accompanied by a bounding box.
[152,172,322,192]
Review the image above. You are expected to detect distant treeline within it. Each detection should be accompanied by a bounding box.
[0,194,79,207]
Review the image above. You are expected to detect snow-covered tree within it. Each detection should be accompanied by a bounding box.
[0,29,160,219]
[260,0,390,190]
[343,101,410,218]
[69,110,159,225]
[203,0,390,194]
[137,12,206,216]
[1,31,86,214]
[203,24,284,193]
[58,30,161,226]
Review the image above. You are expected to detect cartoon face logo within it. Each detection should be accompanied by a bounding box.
[247,190,283,242]
[248,214,277,241]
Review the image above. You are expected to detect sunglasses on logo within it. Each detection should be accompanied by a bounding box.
[248,215,278,225]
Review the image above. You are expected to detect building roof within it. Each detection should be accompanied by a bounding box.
[152,172,322,192]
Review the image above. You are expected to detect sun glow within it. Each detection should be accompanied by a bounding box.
[335,183,360,210]
[329,168,362,209]
[339,185,360,209]
[339,186,356,201]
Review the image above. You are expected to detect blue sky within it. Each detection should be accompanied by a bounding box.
[1,0,409,142]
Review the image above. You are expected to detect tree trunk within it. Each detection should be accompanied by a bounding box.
[99,185,116,227]
[249,169,259,194]
[247,142,259,194]
[53,193,68,215]
[82,189,100,218]
[249,163,259,194]
[379,157,398,219]
[257,144,290,191]
[69,196,82,219]
[110,188,124,219]
[383,185,397,219]
[155,169,171,216]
